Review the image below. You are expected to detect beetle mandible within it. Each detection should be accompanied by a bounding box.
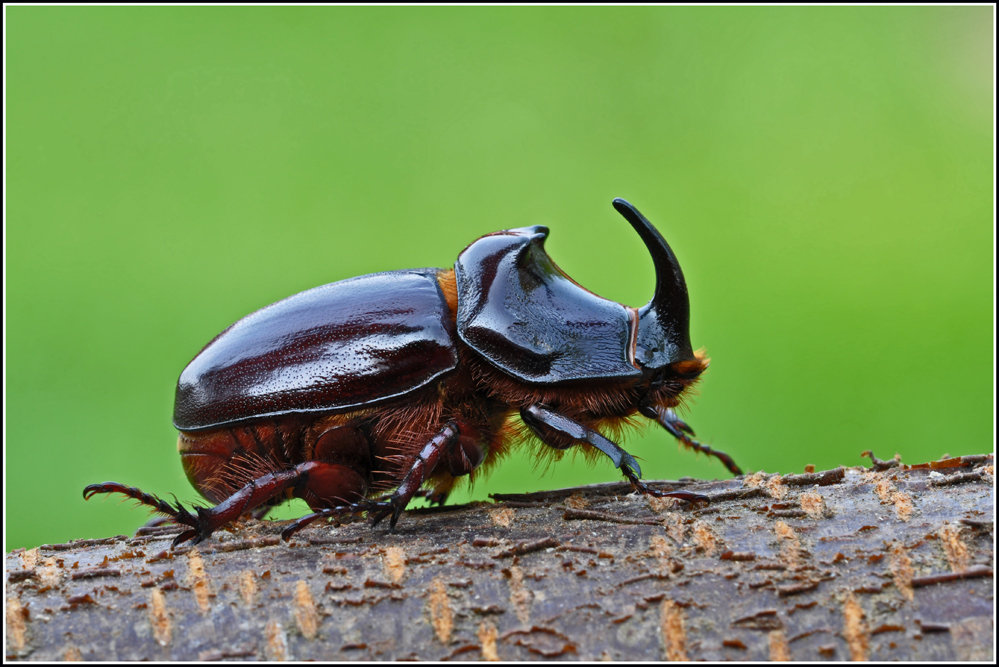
[84,198,741,546]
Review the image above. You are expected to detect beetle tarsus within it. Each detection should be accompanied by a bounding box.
[366,500,398,530]
[641,406,743,476]
[280,511,326,541]
[672,417,696,436]
[137,515,177,531]
[172,529,200,547]
[83,482,213,548]
[83,482,199,529]
[421,489,449,506]
[624,471,709,504]
[279,499,394,541]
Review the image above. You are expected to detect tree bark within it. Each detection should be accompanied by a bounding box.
[5,454,994,661]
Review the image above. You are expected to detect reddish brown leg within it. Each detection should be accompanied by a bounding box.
[250,505,272,520]
[138,516,177,530]
[640,405,743,476]
[84,483,200,545]
[136,499,272,533]
[279,498,385,541]
[85,460,341,547]
[620,470,708,503]
[367,419,483,531]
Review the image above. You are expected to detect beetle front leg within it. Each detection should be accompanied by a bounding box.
[639,405,743,475]
[520,404,708,503]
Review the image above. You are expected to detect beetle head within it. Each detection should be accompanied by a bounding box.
[612,198,695,370]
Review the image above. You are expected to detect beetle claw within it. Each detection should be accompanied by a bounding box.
[356,496,403,530]
[172,530,199,547]
[367,504,394,528]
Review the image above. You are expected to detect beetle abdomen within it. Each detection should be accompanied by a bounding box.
[174,269,459,431]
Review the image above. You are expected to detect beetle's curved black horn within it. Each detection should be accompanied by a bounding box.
[612,198,694,365]
[612,198,689,318]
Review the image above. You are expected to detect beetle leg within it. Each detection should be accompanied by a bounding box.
[85,461,342,547]
[138,494,271,534]
[521,405,642,477]
[639,405,743,476]
[418,489,450,506]
[620,471,709,504]
[520,404,708,503]
[279,498,388,541]
[84,482,200,531]
[185,460,369,546]
[373,488,449,505]
[138,515,177,530]
[280,509,337,541]
[372,420,483,532]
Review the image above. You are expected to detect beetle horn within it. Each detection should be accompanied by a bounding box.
[612,198,694,366]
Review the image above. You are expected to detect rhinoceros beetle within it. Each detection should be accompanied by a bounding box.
[85,198,741,546]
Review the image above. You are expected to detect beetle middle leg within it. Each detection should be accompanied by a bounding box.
[367,419,484,531]
[281,419,483,539]
[520,404,708,503]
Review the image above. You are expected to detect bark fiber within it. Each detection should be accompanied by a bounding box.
[5,454,994,661]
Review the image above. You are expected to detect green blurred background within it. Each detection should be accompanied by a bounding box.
[6,7,993,551]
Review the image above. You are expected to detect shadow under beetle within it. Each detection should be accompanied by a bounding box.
[85,198,742,546]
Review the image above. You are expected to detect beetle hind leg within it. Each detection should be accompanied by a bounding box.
[85,460,366,547]
[83,482,200,529]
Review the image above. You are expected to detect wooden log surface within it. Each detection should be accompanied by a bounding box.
[5,453,994,661]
